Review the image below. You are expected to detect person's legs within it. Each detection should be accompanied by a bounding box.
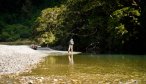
[70,45,73,53]
[68,44,74,64]
[68,45,71,53]
[68,45,73,53]
[71,45,73,53]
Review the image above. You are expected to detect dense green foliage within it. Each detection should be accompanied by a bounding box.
[0,0,61,41]
[0,0,146,54]
[34,5,66,46]
[0,24,31,41]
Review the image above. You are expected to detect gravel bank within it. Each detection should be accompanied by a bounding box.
[0,45,47,74]
[0,45,80,74]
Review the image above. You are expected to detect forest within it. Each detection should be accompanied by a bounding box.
[0,0,146,54]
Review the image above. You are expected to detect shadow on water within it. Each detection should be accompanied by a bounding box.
[1,54,146,83]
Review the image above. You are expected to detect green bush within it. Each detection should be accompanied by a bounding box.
[0,24,31,41]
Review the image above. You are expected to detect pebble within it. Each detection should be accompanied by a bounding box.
[0,45,47,74]
[0,45,80,75]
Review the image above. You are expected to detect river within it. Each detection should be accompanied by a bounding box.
[1,54,146,84]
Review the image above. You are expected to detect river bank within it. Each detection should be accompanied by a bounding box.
[0,45,80,75]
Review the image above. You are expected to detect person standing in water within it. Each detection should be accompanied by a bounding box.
[68,38,74,53]
[68,38,74,64]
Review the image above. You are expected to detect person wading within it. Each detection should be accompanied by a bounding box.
[68,38,74,54]
[68,38,74,64]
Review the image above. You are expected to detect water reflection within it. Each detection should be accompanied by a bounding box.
[20,54,146,83]
[68,53,74,64]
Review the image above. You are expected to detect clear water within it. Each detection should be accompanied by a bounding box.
[22,54,146,83]
[1,54,146,84]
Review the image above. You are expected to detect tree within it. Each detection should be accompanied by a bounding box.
[34,5,67,46]
[107,5,141,53]
[34,0,144,54]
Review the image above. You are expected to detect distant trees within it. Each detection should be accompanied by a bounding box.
[33,5,66,46]
[34,0,145,54]
[0,24,31,41]
[0,0,145,54]
[0,0,61,42]
[107,0,141,53]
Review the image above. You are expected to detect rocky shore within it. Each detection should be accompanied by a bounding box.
[0,45,46,74]
[0,45,80,74]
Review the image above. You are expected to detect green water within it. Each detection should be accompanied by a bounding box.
[1,54,146,84]
[21,54,146,84]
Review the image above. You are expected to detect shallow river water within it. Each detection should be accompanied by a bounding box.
[1,54,146,84]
